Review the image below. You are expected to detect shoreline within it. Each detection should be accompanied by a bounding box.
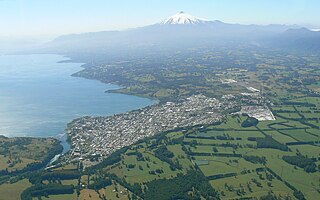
[0,54,157,156]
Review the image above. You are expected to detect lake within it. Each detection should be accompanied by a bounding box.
[0,54,154,150]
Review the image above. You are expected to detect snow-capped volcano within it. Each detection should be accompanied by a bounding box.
[160,11,209,25]
[49,12,309,53]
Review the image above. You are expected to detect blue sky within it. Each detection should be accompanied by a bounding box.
[0,0,319,38]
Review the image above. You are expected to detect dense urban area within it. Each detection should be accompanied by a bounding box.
[65,91,276,168]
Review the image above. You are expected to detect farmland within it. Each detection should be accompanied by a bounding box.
[33,103,318,199]
[71,105,318,199]
[1,45,319,200]
[0,136,63,173]
[65,50,319,199]
[0,179,32,200]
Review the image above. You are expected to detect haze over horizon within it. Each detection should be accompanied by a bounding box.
[1,0,319,40]
[0,1,320,199]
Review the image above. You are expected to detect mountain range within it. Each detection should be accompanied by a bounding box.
[44,12,320,54]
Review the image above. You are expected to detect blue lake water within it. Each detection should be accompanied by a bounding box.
[0,54,154,150]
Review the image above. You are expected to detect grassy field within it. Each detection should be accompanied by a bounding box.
[0,136,62,171]
[6,106,318,199]
[241,147,320,200]
[196,156,262,176]
[68,54,320,199]
[183,104,319,200]
[2,52,319,199]
[263,131,297,143]
[41,193,78,200]
[210,171,294,199]
[103,182,134,200]
[53,163,78,171]
[0,155,36,172]
[107,144,192,184]
[0,179,32,200]
[79,189,100,200]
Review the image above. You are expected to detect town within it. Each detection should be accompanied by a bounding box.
[67,95,223,162]
[65,92,274,166]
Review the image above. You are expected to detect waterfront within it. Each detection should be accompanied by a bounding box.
[0,54,154,150]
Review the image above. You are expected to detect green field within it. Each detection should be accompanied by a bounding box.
[0,136,62,172]
[210,171,294,199]
[1,49,320,199]
[0,179,32,200]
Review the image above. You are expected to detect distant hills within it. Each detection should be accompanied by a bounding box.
[44,12,320,54]
[270,28,320,51]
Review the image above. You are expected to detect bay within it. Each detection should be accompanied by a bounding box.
[0,54,154,151]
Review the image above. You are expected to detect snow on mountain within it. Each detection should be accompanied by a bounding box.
[160,11,209,25]
[48,12,315,53]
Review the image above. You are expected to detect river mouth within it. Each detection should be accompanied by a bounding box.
[0,54,155,153]
[55,132,71,154]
